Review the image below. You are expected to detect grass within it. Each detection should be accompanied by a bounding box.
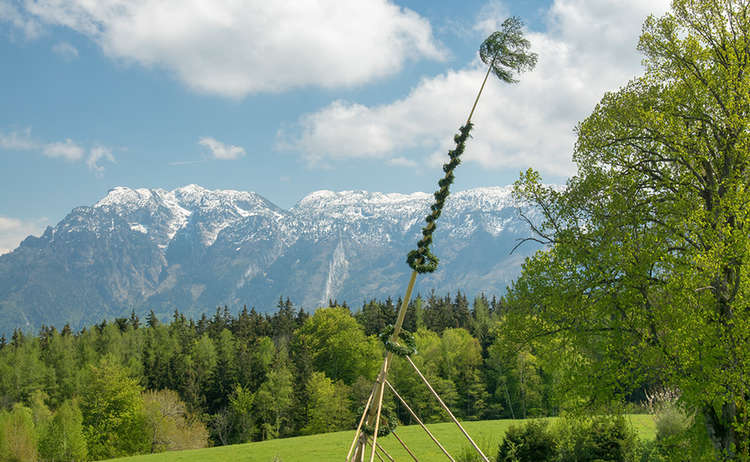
[109,415,655,462]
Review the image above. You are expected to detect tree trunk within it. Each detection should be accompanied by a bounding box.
[704,402,738,460]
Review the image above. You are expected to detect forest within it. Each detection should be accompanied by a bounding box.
[0,293,563,461]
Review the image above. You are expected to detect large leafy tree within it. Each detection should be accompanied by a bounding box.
[510,0,750,458]
[80,356,149,459]
[293,307,380,385]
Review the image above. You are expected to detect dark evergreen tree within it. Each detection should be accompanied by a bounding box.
[128,310,140,330]
[146,310,160,328]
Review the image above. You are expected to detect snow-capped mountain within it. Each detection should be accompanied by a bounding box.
[0,185,541,335]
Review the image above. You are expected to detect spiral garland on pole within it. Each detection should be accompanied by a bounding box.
[348,16,537,462]
[405,16,536,275]
[407,123,473,273]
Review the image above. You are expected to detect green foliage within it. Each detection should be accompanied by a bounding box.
[253,350,294,440]
[497,420,556,462]
[142,389,208,453]
[294,307,380,384]
[302,372,352,435]
[378,324,417,357]
[509,0,750,457]
[38,399,88,462]
[479,17,538,83]
[640,389,711,462]
[225,384,255,444]
[80,356,149,460]
[554,415,639,462]
[0,293,564,456]
[407,123,473,273]
[0,404,38,462]
[0,335,46,407]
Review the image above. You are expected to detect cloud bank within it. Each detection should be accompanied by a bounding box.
[282,0,671,177]
[11,0,444,98]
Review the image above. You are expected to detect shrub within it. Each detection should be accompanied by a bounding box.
[555,415,639,462]
[641,387,698,461]
[497,420,556,462]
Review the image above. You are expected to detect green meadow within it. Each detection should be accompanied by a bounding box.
[110,415,656,462]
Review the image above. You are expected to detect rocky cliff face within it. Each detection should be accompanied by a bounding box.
[0,184,540,334]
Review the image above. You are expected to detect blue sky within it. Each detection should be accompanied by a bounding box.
[0,0,670,253]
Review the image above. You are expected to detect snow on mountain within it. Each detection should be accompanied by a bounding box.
[0,184,544,335]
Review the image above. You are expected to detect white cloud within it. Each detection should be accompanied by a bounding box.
[281,0,671,177]
[15,0,444,98]
[52,41,78,60]
[0,127,36,150]
[388,156,417,167]
[0,127,114,171]
[0,216,48,255]
[87,146,115,173]
[199,137,246,160]
[43,138,84,161]
[0,0,41,39]
[474,0,511,36]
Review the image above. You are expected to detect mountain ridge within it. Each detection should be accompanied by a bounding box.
[0,184,540,335]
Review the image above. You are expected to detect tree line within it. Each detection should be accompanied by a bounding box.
[0,292,560,461]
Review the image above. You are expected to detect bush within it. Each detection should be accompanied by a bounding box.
[497,420,556,462]
[555,415,639,462]
[640,387,700,461]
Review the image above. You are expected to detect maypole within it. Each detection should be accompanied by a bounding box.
[348,17,537,462]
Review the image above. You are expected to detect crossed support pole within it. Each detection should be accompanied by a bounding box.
[345,271,490,462]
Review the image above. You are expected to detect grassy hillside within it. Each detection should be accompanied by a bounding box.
[110,415,655,462]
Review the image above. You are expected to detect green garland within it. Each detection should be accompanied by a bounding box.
[360,406,398,437]
[407,123,473,273]
[378,325,417,357]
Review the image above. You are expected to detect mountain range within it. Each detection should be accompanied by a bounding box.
[0,184,541,335]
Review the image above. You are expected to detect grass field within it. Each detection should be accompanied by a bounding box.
[110,415,655,462]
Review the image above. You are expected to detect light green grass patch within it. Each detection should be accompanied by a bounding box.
[110,415,655,462]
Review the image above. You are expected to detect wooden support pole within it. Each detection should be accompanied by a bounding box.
[391,430,420,462]
[385,380,456,462]
[375,440,396,462]
[359,271,418,460]
[347,390,375,462]
[366,436,395,462]
[405,356,490,462]
[370,363,388,462]
[371,442,385,462]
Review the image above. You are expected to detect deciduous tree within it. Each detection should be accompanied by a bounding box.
[511,0,750,458]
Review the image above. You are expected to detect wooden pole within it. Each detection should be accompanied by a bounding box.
[347,390,375,462]
[366,436,396,462]
[386,380,456,462]
[358,270,418,460]
[391,430,420,462]
[353,50,499,462]
[370,360,388,462]
[375,440,396,462]
[466,55,496,126]
[405,356,490,462]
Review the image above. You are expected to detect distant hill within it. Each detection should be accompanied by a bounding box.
[0,184,541,335]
